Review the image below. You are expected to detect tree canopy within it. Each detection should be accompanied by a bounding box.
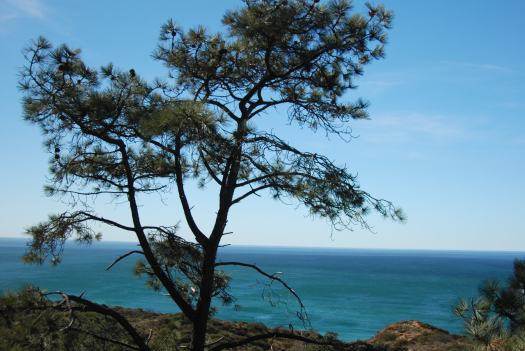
[19,1,402,349]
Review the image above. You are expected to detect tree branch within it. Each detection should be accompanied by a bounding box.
[69,211,181,239]
[74,211,136,232]
[118,143,196,321]
[106,250,144,271]
[231,184,274,205]
[174,133,209,246]
[199,148,222,185]
[236,171,314,187]
[42,291,151,351]
[215,261,309,324]
[205,99,240,122]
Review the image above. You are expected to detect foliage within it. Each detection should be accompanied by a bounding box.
[18,0,403,349]
[455,259,525,351]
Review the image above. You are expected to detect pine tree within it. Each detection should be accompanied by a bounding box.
[19,1,402,349]
[455,259,525,351]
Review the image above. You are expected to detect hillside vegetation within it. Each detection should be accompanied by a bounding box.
[0,289,475,350]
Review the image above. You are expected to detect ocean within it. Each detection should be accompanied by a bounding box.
[0,237,522,341]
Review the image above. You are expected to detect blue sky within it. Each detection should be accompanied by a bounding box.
[0,0,524,251]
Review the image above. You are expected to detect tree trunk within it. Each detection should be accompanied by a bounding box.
[191,248,218,351]
[191,124,242,350]
[191,317,209,351]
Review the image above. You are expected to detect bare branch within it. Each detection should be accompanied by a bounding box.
[236,171,313,187]
[231,184,273,205]
[174,133,209,246]
[74,211,136,232]
[199,148,222,185]
[205,99,239,122]
[215,261,309,324]
[106,250,144,271]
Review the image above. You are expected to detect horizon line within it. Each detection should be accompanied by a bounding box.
[1,236,524,254]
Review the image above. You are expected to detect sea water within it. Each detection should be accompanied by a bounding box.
[0,237,521,340]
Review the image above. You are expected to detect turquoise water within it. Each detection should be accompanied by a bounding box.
[0,237,522,340]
